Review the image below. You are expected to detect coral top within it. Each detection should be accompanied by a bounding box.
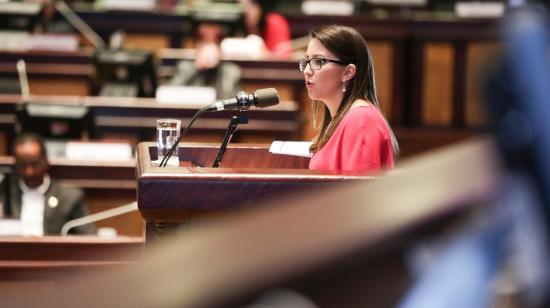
[309,105,394,173]
[263,13,291,57]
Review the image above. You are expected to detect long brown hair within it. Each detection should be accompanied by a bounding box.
[309,25,399,159]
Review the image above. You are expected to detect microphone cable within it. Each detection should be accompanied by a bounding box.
[159,106,208,167]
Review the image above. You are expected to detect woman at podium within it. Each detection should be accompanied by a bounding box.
[300,25,399,173]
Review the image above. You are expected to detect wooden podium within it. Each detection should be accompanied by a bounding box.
[136,142,374,241]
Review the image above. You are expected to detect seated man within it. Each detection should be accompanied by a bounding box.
[4,133,96,235]
[169,40,241,100]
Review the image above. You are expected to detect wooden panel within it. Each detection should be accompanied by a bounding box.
[0,236,143,294]
[0,94,300,149]
[466,42,501,126]
[124,34,170,51]
[0,132,7,156]
[136,143,370,229]
[29,78,89,96]
[301,98,319,142]
[423,43,454,125]
[370,41,393,120]
[83,189,143,237]
[395,128,479,158]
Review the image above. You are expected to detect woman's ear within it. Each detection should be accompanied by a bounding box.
[342,64,356,82]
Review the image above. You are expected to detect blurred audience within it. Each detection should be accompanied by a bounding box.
[2,133,96,236]
[238,0,291,57]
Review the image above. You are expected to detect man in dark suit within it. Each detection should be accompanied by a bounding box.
[5,133,95,235]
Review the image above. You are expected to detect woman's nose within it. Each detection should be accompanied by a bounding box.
[303,64,314,76]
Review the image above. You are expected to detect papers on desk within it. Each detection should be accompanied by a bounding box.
[156,85,216,106]
[365,0,426,6]
[100,0,156,11]
[269,141,312,158]
[0,31,79,52]
[221,35,266,59]
[302,1,355,15]
[0,31,28,52]
[455,2,505,18]
[0,219,23,236]
[65,141,133,161]
[27,34,79,52]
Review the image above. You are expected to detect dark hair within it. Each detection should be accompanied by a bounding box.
[309,25,399,158]
[13,133,47,158]
[250,0,275,35]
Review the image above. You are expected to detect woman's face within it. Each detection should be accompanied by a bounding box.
[303,38,345,112]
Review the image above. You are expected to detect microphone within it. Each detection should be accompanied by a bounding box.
[160,88,278,167]
[204,88,279,112]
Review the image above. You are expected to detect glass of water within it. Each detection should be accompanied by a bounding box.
[156,119,181,166]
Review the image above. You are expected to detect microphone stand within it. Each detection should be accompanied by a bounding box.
[60,201,138,236]
[212,110,248,167]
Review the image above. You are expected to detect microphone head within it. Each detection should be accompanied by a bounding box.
[254,88,279,108]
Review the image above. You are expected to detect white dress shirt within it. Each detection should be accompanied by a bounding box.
[19,175,51,236]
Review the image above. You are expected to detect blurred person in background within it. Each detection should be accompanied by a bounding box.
[3,133,96,235]
[239,0,291,57]
[168,22,241,99]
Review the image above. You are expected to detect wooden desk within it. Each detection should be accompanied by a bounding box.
[61,4,192,49]
[0,94,300,151]
[157,48,305,102]
[0,235,143,294]
[0,49,305,104]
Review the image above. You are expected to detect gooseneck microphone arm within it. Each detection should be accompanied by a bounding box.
[54,0,106,49]
[159,88,279,167]
[212,111,248,167]
[60,201,137,236]
[159,106,208,167]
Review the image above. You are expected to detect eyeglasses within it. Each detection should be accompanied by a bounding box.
[298,57,345,72]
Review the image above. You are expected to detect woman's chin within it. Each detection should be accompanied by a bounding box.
[306,91,318,101]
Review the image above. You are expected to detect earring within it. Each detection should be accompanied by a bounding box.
[342,81,346,93]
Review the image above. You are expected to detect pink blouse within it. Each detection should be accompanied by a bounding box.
[309,105,394,173]
[263,13,291,57]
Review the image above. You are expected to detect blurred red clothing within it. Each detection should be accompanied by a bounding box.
[263,13,291,57]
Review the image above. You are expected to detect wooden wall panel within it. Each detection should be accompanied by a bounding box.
[29,79,89,96]
[84,190,144,237]
[0,133,7,156]
[466,42,500,126]
[299,87,317,141]
[370,41,393,120]
[423,43,453,125]
[124,34,170,51]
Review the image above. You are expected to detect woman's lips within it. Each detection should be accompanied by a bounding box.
[306,81,313,88]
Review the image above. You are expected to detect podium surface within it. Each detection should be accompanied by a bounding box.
[136,142,374,241]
